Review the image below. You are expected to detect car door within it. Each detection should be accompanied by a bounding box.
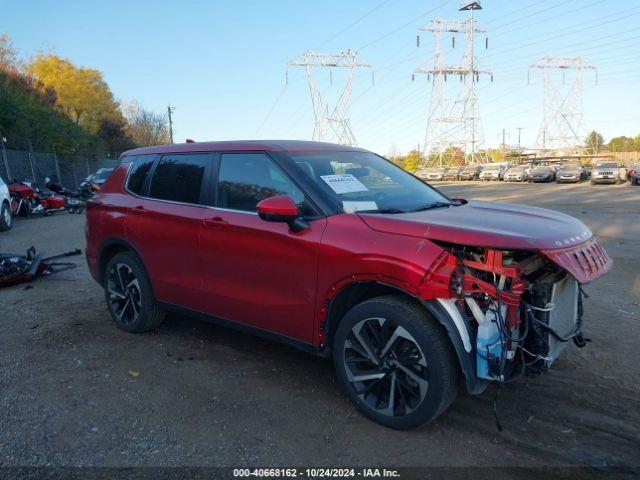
[125,153,213,310]
[198,152,327,343]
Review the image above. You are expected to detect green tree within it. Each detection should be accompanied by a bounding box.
[607,136,635,153]
[584,131,604,155]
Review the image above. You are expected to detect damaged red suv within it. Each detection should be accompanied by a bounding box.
[85,141,612,429]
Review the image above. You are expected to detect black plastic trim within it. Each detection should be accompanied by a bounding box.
[422,300,488,395]
[157,301,321,356]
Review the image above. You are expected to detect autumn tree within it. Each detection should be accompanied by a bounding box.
[403,150,421,172]
[27,54,121,133]
[0,33,19,71]
[123,101,170,147]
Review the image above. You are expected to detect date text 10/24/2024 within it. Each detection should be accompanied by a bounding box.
[233,468,401,478]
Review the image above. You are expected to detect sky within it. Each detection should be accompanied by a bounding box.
[3,0,640,156]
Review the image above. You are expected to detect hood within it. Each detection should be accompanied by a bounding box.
[358,200,592,251]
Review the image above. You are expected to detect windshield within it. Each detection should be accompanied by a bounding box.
[532,167,550,173]
[595,162,617,169]
[94,169,113,180]
[508,167,524,172]
[433,167,447,173]
[287,151,450,214]
[559,164,580,171]
[462,166,478,172]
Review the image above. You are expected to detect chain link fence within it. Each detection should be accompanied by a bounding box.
[0,146,118,190]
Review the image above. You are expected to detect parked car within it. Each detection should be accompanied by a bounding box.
[414,169,432,181]
[442,167,462,181]
[504,166,528,182]
[591,161,620,185]
[528,166,555,183]
[458,164,483,180]
[626,163,640,182]
[631,168,640,186]
[82,167,114,189]
[86,140,611,430]
[556,163,583,184]
[425,167,448,181]
[0,176,12,231]
[479,166,505,181]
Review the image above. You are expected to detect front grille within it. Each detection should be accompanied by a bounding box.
[541,237,612,284]
[597,171,613,176]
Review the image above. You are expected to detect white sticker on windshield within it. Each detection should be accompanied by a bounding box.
[321,174,369,194]
[343,201,378,214]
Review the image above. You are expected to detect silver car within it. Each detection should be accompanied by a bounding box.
[591,162,620,185]
[504,166,528,182]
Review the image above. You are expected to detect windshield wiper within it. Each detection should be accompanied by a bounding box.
[358,207,406,214]
[410,201,455,213]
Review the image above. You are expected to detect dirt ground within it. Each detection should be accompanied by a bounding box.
[0,181,638,470]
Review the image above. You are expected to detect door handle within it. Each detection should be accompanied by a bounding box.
[202,216,228,228]
[131,206,149,215]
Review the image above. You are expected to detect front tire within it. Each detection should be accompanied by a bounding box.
[333,295,459,430]
[0,201,12,231]
[104,251,165,333]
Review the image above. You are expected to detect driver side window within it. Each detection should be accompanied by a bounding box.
[217,153,311,215]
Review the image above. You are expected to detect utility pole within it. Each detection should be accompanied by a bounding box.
[516,127,524,148]
[0,130,10,181]
[414,1,492,167]
[288,50,372,146]
[529,55,596,154]
[167,104,175,144]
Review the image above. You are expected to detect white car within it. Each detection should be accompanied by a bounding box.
[0,176,12,231]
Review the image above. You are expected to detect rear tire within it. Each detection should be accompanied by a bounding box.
[333,295,459,430]
[0,201,12,231]
[104,251,165,333]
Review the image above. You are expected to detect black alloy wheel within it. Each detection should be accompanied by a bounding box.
[103,251,164,333]
[107,263,142,326]
[333,295,459,429]
[343,317,429,417]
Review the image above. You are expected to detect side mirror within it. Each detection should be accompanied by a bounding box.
[451,198,468,205]
[257,195,309,232]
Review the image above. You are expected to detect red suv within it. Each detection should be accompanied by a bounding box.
[86,141,612,429]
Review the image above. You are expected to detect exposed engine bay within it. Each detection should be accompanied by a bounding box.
[430,239,612,386]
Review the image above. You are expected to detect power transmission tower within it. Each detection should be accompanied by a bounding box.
[529,55,596,154]
[288,50,371,146]
[414,1,492,167]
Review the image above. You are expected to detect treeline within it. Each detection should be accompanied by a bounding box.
[0,33,170,158]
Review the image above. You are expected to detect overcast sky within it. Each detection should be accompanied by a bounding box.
[5,0,639,155]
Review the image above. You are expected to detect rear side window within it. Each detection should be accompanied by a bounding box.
[148,154,209,204]
[126,155,155,195]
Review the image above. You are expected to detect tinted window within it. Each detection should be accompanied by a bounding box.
[217,153,305,212]
[149,154,209,204]
[126,155,155,196]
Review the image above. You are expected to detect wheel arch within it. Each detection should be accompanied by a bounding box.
[98,238,150,289]
[322,280,487,395]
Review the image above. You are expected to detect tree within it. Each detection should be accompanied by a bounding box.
[584,131,604,155]
[0,33,20,72]
[607,136,636,153]
[123,101,170,147]
[27,54,121,133]
[403,150,421,172]
[98,119,136,156]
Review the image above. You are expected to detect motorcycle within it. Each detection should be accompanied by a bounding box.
[44,178,95,214]
[9,179,66,217]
